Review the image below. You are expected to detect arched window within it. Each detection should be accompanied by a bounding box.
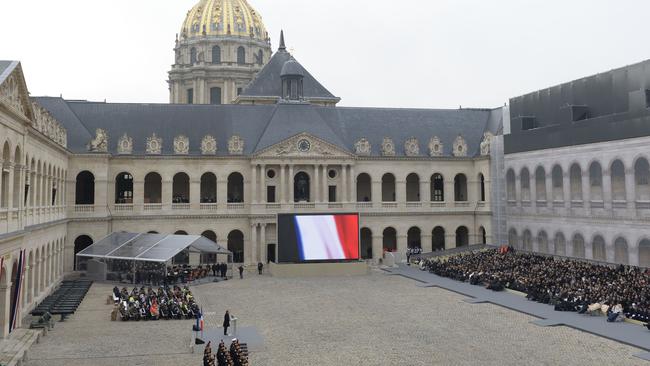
[227,172,244,203]
[479,173,486,202]
[639,239,650,268]
[523,230,533,251]
[293,172,311,202]
[506,169,516,201]
[537,231,548,253]
[75,171,95,205]
[144,172,162,203]
[589,162,603,201]
[172,172,190,203]
[382,227,397,252]
[454,174,467,202]
[406,173,420,202]
[115,172,133,204]
[610,160,626,201]
[614,237,628,264]
[12,146,21,208]
[479,226,487,244]
[356,173,371,202]
[200,172,217,203]
[190,47,197,64]
[228,230,245,263]
[74,235,93,270]
[535,166,547,201]
[552,165,564,201]
[455,226,469,247]
[635,158,650,201]
[360,228,372,259]
[381,173,396,202]
[257,49,264,65]
[508,228,518,248]
[592,236,606,261]
[237,46,246,65]
[211,46,221,64]
[431,174,444,202]
[572,234,585,258]
[407,227,421,248]
[554,232,566,256]
[432,226,445,250]
[569,164,582,201]
[0,141,9,208]
[520,168,530,201]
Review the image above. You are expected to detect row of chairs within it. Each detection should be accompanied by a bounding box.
[31,279,92,322]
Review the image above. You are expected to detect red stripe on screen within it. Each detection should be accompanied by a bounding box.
[333,215,359,259]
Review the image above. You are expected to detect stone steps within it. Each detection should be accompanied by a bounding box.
[0,328,43,366]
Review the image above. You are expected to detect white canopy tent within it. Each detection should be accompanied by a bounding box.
[76,232,233,283]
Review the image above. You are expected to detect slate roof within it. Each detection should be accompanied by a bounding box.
[32,96,500,158]
[0,60,18,84]
[239,50,339,102]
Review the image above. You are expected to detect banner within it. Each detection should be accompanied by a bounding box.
[9,250,25,333]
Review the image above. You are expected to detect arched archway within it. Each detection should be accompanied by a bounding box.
[201,230,217,242]
[172,231,189,264]
[75,171,95,205]
[554,232,566,256]
[454,174,467,201]
[406,173,420,202]
[535,166,547,201]
[172,172,190,203]
[523,230,533,251]
[237,46,246,64]
[407,227,421,249]
[614,237,628,264]
[74,235,93,270]
[12,145,21,208]
[360,228,372,259]
[144,172,162,203]
[227,172,244,203]
[520,168,530,201]
[211,45,221,64]
[478,173,486,202]
[569,164,583,201]
[551,165,564,201]
[293,172,310,202]
[589,162,603,201]
[610,160,626,201]
[455,226,469,247]
[508,228,518,248]
[382,227,397,252]
[381,173,395,202]
[115,172,133,204]
[506,169,516,201]
[432,227,445,251]
[356,173,371,202]
[639,239,650,268]
[0,141,10,208]
[537,231,548,253]
[592,236,606,261]
[228,230,245,263]
[479,226,487,244]
[200,172,217,203]
[572,234,585,258]
[201,230,218,264]
[635,158,650,201]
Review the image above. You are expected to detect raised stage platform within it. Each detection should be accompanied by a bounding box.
[268,261,369,278]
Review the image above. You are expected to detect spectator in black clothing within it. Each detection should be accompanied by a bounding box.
[223,310,231,336]
[238,265,244,279]
[257,262,263,275]
[212,263,218,277]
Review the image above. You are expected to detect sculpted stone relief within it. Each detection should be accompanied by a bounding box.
[146,133,163,154]
[271,135,337,157]
[31,101,67,147]
[480,132,493,156]
[381,137,395,157]
[174,135,190,155]
[228,135,244,155]
[201,135,217,155]
[354,138,371,156]
[88,129,108,152]
[404,137,420,156]
[117,133,133,154]
[428,136,443,157]
[453,134,468,157]
[0,73,27,117]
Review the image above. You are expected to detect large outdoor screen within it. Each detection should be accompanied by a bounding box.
[277,213,359,263]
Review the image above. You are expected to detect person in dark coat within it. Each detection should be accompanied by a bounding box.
[238,265,244,279]
[221,263,227,278]
[211,263,217,277]
[257,262,263,275]
[223,310,231,335]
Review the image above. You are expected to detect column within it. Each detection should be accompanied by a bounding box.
[288,165,294,203]
[444,179,454,203]
[313,164,319,202]
[133,179,144,211]
[529,173,537,209]
[625,168,636,209]
[514,174,521,207]
[420,180,429,202]
[341,165,347,202]
[562,172,571,208]
[250,223,258,264]
[321,165,327,202]
[280,165,285,203]
[371,179,381,204]
[545,173,553,208]
[217,176,227,206]
[190,178,200,210]
[397,234,407,258]
[260,164,266,203]
[6,164,14,211]
[602,169,612,210]
[162,179,172,209]
[422,233,433,252]
[396,179,406,204]
[349,165,355,202]
[260,223,267,264]
[372,235,383,261]
[251,164,257,204]
[581,171,591,210]
[0,282,11,338]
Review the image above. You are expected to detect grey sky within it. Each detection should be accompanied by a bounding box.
[2,0,649,109]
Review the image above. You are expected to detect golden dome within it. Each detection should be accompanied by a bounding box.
[181,0,269,42]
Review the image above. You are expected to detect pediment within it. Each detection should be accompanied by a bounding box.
[0,62,34,121]
[254,133,352,158]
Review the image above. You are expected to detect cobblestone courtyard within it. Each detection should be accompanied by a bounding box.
[27,270,646,365]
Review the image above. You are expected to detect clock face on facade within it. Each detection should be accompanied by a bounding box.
[297,139,311,152]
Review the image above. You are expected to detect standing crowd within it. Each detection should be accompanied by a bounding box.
[203,339,249,366]
[422,249,650,326]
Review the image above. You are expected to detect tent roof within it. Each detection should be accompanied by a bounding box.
[76,232,231,263]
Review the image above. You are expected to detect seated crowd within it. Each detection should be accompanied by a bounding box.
[108,262,229,285]
[203,339,248,366]
[113,285,201,321]
[422,249,650,326]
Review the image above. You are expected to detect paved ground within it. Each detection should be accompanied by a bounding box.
[27,270,647,366]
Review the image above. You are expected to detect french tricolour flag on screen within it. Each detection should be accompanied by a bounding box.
[295,215,359,261]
